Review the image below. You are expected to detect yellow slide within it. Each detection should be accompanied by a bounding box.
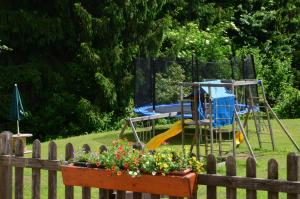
[146,120,191,150]
[235,131,244,147]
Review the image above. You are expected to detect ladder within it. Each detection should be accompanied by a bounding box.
[247,80,300,152]
[247,83,275,150]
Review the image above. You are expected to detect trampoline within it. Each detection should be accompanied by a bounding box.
[134,103,192,118]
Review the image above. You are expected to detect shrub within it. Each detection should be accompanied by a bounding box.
[274,87,300,118]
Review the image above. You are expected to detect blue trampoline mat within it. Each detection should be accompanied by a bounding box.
[134,103,259,118]
[134,103,192,118]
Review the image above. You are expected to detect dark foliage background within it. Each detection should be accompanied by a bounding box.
[0,0,299,140]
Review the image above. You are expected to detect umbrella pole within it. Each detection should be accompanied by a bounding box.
[17,120,20,135]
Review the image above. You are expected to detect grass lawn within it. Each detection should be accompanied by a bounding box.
[18,118,300,198]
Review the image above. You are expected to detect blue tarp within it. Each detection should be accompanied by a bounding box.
[198,80,235,128]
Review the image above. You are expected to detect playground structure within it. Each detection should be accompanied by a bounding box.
[179,79,300,161]
[120,56,300,161]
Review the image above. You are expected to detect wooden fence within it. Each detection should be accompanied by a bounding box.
[0,131,300,199]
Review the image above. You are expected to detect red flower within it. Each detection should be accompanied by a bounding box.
[123,163,129,169]
[116,153,121,160]
[118,146,124,152]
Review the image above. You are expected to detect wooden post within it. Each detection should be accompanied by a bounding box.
[32,140,41,199]
[180,84,185,154]
[298,155,300,199]
[0,131,13,199]
[207,154,216,199]
[208,86,214,154]
[65,143,74,199]
[150,194,160,199]
[231,84,236,158]
[117,191,126,199]
[82,144,91,199]
[268,159,278,199]
[287,153,299,199]
[48,141,57,199]
[235,109,256,162]
[15,139,24,199]
[100,190,114,199]
[226,156,236,199]
[132,192,142,199]
[194,85,200,160]
[246,157,257,199]
[129,119,141,143]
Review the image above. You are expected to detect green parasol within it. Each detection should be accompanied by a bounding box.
[9,83,25,135]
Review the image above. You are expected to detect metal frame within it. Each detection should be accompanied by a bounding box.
[119,112,178,144]
[179,79,300,162]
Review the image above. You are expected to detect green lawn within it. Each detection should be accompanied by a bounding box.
[19,118,300,198]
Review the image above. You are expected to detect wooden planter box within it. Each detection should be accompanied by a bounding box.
[61,165,198,197]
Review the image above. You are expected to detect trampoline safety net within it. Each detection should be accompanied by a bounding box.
[134,55,258,114]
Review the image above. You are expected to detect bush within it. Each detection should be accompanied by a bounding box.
[274,87,300,118]
[155,63,186,104]
[75,98,114,132]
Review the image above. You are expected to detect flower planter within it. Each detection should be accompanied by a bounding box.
[61,164,198,197]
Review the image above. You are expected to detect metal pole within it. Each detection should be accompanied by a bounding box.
[235,109,257,162]
[231,84,236,158]
[17,120,20,135]
[266,102,300,152]
[208,86,213,155]
[194,85,200,160]
[180,84,185,154]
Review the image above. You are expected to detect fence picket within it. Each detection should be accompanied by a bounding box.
[132,192,142,199]
[207,154,217,199]
[1,136,300,199]
[0,131,13,199]
[100,190,114,199]
[65,143,74,199]
[287,153,298,199]
[32,140,41,199]
[117,191,126,199]
[226,156,236,199]
[48,141,57,199]
[267,159,278,199]
[189,191,197,199]
[246,157,257,199]
[15,139,24,199]
[151,194,160,199]
[82,144,91,199]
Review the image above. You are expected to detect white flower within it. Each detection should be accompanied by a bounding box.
[152,171,157,176]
